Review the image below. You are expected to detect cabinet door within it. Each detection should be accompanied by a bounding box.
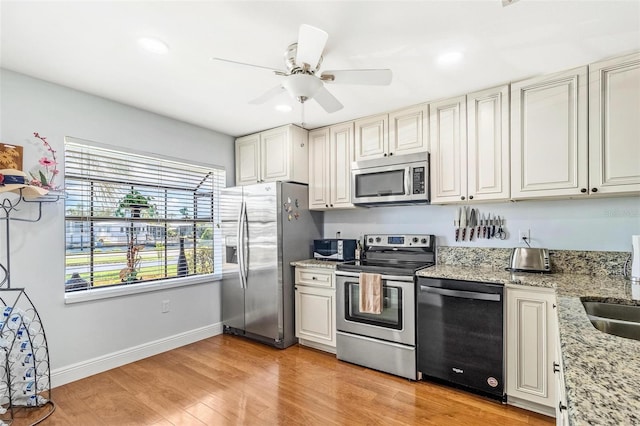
[235,134,260,186]
[511,67,588,199]
[354,114,388,161]
[389,105,426,156]
[295,285,336,347]
[330,122,355,208]
[589,52,640,195]
[429,95,467,204]
[308,128,330,210]
[507,287,557,409]
[555,319,569,425]
[261,126,290,182]
[467,85,510,202]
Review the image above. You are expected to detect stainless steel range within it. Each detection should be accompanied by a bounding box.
[335,234,436,380]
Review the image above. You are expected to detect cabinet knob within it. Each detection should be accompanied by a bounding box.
[591,188,598,193]
[469,195,474,200]
[312,276,317,280]
[383,153,388,157]
[460,196,465,200]
[580,188,587,193]
[389,152,393,156]
[553,362,560,373]
[325,204,329,207]
[558,401,567,411]
[330,204,334,207]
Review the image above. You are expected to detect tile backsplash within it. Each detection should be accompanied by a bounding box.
[437,247,630,277]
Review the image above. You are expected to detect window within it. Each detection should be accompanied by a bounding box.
[64,137,225,294]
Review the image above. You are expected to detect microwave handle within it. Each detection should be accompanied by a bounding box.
[405,168,410,195]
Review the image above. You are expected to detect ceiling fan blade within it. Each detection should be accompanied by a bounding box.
[249,85,286,104]
[296,24,328,69]
[321,69,393,85]
[313,86,343,113]
[211,57,286,74]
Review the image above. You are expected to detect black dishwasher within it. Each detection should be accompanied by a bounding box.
[416,277,505,401]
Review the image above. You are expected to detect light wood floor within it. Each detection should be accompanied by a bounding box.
[14,334,554,425]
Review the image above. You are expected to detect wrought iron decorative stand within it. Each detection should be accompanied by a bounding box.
[0,189,61,424]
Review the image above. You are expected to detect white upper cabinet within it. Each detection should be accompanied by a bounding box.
[235,124,308,186]
[235,133,261,186]
[354,106,427,162]
[510,66,589,199]
[589,52,640,196]
[308,123,355,210]
[308,128,330,209]
[330,122,355,208]
[389,105,427,156]
[467,85,510,202]
[429,95,467,204]
[354,114,388,161]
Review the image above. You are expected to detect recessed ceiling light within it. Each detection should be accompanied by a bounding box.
[137,37,169,54]
[436,51,463,66]
[275,104,293,112]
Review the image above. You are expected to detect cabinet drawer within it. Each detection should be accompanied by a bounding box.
[295,268,334,288]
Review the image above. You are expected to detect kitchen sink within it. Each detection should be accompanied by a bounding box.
[581,300,640,341]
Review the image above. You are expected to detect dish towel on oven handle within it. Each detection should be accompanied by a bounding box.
[359,272,383,314]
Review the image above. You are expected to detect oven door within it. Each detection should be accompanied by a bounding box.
[336,271,415,346]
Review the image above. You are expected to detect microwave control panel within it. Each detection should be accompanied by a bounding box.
[412,167,426,194]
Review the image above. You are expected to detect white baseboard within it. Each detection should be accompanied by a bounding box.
[51,322,223,388]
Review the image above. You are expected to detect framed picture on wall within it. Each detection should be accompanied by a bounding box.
[0,143,23,170]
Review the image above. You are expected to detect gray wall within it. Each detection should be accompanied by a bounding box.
[324,196,640,254]
[0,69,235,382]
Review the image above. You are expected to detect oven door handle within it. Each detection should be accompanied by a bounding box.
[419,285,501,302]
[336,270,413,282]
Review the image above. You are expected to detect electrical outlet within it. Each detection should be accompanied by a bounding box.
[518,229,530,243]
[161,300,170,313]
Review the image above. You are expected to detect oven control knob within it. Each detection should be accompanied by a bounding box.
[421,238,427,244]
[375,237,381,243]
[368,237,374,243]
[412,237,418,243]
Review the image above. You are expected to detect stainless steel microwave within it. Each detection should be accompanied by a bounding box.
[351,152,429,205]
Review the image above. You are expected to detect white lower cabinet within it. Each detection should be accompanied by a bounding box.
[506,286,557,417]
[294,267,336,353]
[554,321,569,425]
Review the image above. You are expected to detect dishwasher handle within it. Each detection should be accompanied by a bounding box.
[419,285,501,302]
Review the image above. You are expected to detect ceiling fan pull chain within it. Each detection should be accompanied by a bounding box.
[300,102,306,128]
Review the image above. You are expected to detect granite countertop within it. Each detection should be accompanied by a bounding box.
[418,265,640,425]
[290,259,342,269]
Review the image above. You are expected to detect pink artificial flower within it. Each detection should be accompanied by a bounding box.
[52,169,60,175]
[39,157,57,167]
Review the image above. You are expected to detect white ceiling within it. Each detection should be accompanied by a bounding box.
[1,1,639,137]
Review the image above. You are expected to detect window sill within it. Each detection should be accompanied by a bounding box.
[64,274,221,304]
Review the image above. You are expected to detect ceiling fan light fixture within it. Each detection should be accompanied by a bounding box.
[282,74,322,103]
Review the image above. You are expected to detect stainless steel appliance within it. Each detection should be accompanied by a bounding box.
[417,277,505,401]
[508,247,550,272]
[313,239,357,261]
[335,234,435,379]
[220,182,322,348]
[351,152,429,206]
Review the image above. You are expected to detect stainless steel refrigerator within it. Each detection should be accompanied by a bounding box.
[220,181,323,348]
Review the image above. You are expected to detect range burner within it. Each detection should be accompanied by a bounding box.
[335,233,436,276]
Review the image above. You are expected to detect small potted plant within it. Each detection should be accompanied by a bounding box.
[117,190,154,218]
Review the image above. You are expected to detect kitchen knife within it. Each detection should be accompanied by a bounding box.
[460,206,467,241]
[477,210,482,239]
[454,207,461,242]
[482,213,486,238]
[491,214,496,238]
[469,209,476,240]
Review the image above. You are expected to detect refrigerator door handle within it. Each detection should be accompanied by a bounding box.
[241,201,249,287]
[237,200,247,289]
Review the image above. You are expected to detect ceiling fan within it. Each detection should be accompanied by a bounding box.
[211,24,392,113]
